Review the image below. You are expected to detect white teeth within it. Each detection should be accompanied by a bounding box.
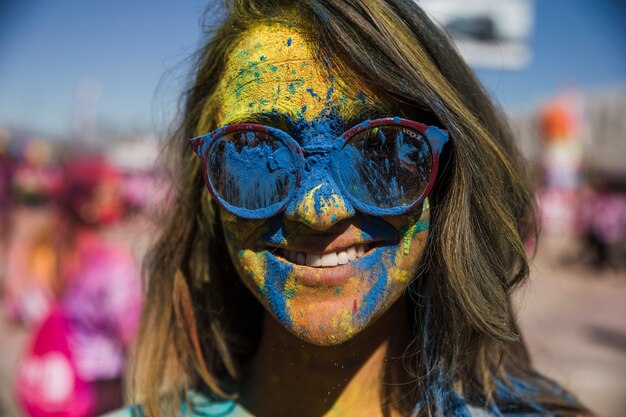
[337,251,349,265]
[306,253,322,267]
[321,252,338,267]
[282,244,370,267]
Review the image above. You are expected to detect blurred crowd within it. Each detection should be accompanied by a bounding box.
[536,90,626,270]
[0,130,164,416]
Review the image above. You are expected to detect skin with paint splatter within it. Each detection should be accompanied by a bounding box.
[206,23,430,346]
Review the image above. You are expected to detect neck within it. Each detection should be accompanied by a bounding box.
[241,299,412,417]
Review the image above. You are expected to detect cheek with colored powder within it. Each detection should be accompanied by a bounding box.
[224,235,296,330]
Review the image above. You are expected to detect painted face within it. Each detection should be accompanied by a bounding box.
[204,22,430,345]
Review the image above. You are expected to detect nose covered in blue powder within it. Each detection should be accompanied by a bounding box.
[283,119,356,229]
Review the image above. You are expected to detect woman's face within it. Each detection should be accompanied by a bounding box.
[206,22,430,346]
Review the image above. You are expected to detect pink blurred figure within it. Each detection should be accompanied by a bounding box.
[15,154,142,417]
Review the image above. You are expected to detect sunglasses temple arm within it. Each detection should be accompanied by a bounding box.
[425,126,449,154]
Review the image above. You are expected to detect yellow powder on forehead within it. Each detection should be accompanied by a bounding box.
[202,22,377,129]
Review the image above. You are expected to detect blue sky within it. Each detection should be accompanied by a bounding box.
[0,0,624,137]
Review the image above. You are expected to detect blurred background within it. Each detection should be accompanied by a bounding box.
[0,1,624,416]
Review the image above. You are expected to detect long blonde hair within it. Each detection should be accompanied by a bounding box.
[132,1,589,416]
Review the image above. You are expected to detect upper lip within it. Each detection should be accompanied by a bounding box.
[257,217,399,254]
[269,239,380,254]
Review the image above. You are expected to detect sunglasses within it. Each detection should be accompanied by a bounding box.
[191,117,449,219]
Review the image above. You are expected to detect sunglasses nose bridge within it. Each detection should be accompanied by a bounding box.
[284,170,354,230]
[301,145,336,172]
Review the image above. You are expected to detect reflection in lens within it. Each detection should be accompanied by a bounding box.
[337,126,432,209]
[207,130,297,211]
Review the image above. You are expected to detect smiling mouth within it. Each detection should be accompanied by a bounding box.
[278,243,374,267]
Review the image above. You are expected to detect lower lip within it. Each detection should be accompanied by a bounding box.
[268,248,379,287]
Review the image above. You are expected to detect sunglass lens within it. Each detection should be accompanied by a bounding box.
[337,126,432,210]
[207,130,298,212]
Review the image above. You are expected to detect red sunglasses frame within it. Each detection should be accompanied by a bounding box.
[190,117,449,219]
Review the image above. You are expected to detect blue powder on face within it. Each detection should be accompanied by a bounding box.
[326,87,334,100]
[355,243,399,321]
[289,107,343,145]
[212,64,433,325]
[260,209,399,252]
[222,107,430,334]
[264,253,293,328]
[357,215,399,241]
[282,109,357,217]
[258,218,405,328]
[356,91,367,103]
[306,88,320,101]
[357,263,386,320]
[286,37,292,46]
[258,216,288,246]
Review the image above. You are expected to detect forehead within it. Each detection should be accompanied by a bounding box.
[209,22,381,127]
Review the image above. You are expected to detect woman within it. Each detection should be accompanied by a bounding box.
[119,0,590,416]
